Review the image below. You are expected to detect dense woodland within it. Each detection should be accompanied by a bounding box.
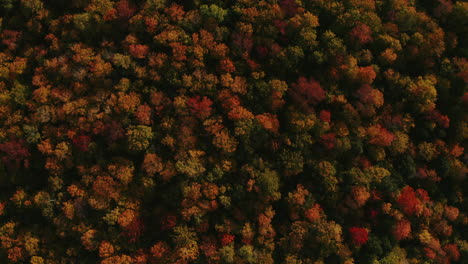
[0,0,467,263]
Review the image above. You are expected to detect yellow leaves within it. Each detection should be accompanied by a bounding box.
[407,75,438,112]
[213,130,238,153]
[101,255,133,264]
[54,141,71,161]
[317,161,336,178]
[86,0,115,15]
[22,235,39,256]
[10,189,27,207]
[113,54,132,69]
[178,240,200,262]
[417,142,438,161]
[390,131,409,154]
[102,207,122,225]
[418,230,437,248]
[176,150,207,177]
[0,222,16,237]
[289,111,316,131]
[62,98,88,116]
[30,256,45,264]
[127,125,152,152]
[363,166,391,184]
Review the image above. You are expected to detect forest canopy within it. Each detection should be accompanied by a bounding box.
[0,0,467,263]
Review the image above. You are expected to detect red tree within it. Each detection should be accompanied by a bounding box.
[129,44,149,59]
[290,77,326,107]
[115,0,136,20]
[319,110,331,123]
[219,233,235,246]
[349,227,369,246]
[186,96,213,119]
[0,138,30,169]
[121,217,145,243]
[349,22,373,45]
[72,135,91,152]
[397,186,422,216]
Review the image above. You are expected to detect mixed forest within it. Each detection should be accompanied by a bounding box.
[0,0,467,263]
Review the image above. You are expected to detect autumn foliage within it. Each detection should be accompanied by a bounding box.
[0,0,466,264]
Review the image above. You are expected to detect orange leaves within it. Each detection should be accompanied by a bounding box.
[202,183,219,200]
[81,229,98,251]
[350,186,371,208]
[92,175,121,202]
[397,186,431,217]
[118,209,136,228]
[62,201,74,220]
[1,30,22,50]
[108,159,134,185]
[129,44,149,59]
[218,59,236,73]
[135,104,152,125]
[393,218,411,240]
[99,241,115,258]
[186,96,213,119]
[7,246,24,262]
[255,113,280,133]
[165,3,185,22]
[356,85,384,107]
[288,184,310,206]
[89,56,113,78]
[357,66,377,84]
[151,241,170,259]
[117,92,140,113]
[169,42,188,61]
[444,206,459,221]
[305,204,323,222]
[213,130,238,153]
[142,153,164,177]
[367,124,395,147]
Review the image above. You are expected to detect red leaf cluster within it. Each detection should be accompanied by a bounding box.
[290,77,326,107]
[348,227,369,246]
[349,22,373,45]
[186,96,213,119]
[0,138,30,169]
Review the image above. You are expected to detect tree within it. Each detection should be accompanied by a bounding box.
[126,125,153,152]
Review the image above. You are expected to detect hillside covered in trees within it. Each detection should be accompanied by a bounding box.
[0,0,467,263]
